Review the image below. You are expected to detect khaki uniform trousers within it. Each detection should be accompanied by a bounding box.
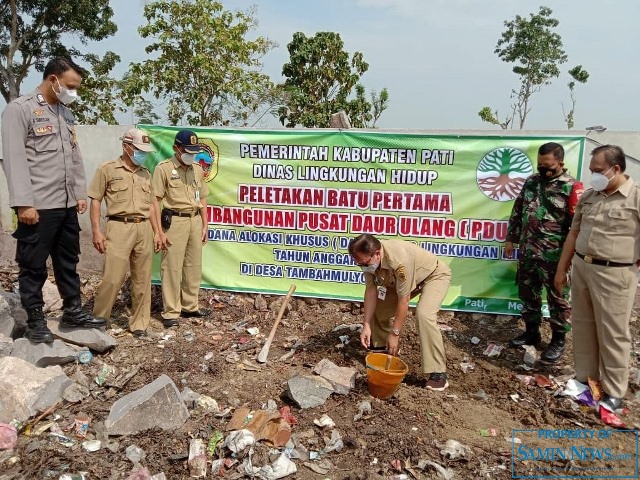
[93,221,153,332]
[571,256,635,399]
[371,261,451,374]
[161,215,203,319]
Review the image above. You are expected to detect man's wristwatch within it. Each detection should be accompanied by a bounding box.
[391,328,401,336]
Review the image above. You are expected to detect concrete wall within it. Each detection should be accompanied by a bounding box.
[1,125,638,271]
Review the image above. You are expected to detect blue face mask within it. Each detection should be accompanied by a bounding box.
[132,150,148,166]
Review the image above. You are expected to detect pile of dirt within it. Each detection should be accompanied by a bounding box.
[2,269,639,479]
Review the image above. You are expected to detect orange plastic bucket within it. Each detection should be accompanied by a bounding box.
[365,353,408,399]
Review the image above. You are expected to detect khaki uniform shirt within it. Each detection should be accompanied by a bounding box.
[152,156,207,211]
[573,176,640,264]
[88,157,154,218]
[364,239,438,298]
[1,89,86,208]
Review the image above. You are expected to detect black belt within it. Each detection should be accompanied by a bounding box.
[576,252,633,267]
[108,216,147,224]
[170,210,198,218]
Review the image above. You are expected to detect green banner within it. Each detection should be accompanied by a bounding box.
[140,125,585,315]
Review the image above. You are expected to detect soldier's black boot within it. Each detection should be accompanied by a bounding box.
[540,331,566,364]
[25,307,54,344]
[60,296,106,329]
[509,324,541,348]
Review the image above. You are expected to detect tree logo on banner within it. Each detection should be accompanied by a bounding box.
[476,148,532,201]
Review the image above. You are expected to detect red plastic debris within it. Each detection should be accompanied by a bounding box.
[279,406,298,425]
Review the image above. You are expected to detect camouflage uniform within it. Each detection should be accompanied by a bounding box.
[507,170,583,332]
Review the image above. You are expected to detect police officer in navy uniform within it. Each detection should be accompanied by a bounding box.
[1,57,105,343]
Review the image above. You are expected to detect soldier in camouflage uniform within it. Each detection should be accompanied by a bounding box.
[505,142,583,364]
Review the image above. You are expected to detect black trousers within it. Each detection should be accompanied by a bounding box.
[13,207,81,309]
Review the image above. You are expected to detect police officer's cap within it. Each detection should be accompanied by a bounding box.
[174,129,200,153]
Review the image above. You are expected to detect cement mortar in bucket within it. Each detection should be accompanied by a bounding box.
[365,353,408,399]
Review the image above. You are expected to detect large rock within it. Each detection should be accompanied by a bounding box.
[0,291,26,340]
[313,359,356,395]
[10,338,79,367]
[0,334,12,359]
[105,374,189,435]
[0,356,71,423]
[286,375,334,409]
[48,321,117,352]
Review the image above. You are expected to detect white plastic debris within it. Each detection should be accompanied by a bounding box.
[436,439,472,461]
[247,327,260,336]
[257,451,297,480]
[417,460,455,480]
[561,379,589,398]
[353,401,372,421]
[224,429,255,453]
[81,440,101,452]
[483,343,504,357]
[313,414,335,428]
[125,444,146,465]
[188,439,207,478]
[322,429,344,454]
[470,336,481,345]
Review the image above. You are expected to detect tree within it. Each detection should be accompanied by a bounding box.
[0,0,117,103]
[71,52,124,125]
[132,98,161,125]
[278,31,388,128]
[562,65,589,130]
[123,0,276,127]
[369,88,389,128]
[478,6,568,129]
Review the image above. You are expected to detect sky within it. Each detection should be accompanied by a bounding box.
[12,0,640,131]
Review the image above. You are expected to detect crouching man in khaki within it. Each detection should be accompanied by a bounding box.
[88,128,168,338]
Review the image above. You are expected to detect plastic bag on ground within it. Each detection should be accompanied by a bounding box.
[224,429,255,454]
[257,451,297,480]
[0,423,18,450]
[436,439,472,461]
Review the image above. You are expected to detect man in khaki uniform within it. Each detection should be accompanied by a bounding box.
[349,234,452,391]
[1,57,104,343]
[555,145,640,412]
[153,130,208,327]
[88,128,167,338]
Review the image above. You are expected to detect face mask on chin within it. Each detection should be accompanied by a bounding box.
[52,77,78,105]
[589,166,614,192]
[360,263,379,274]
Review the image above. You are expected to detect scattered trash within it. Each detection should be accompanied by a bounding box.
[223,429,255,453]
[59,474,87,480]
[207,431,224,456]
[73,413,90,439]
[246,327,260,336]
[390,458,403,471]
[77,351,93,364]
[588,377,604,401]
[470,336,480,344]
[460,361,475,373]
[483,343,504,357]
[505,436,522,444]
[124,466,152,480]
[516,375,534,385]
[471,389,488,400]
[510,394,520,402]
[258,451,297,480]
[94,363,117,386]
[438,324,453,331]
[338,335,350,345]
[204,352,214,361]
[81,439,101,452]
[353,401,372,421]
[0,422,18,450]
[436,439,472,461]
[480,428,497,437]
[599,406,625,428]
[322,429,344,454]
[188,438,207,478]
[534,374,554,388]
[313,414,335,429]
[279,406,298,425]
[417,459,454,480]
[125,444,146,465]
[183,331,196,342]
[332,323,362,332]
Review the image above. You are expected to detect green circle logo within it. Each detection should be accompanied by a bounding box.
[477,148,533,201]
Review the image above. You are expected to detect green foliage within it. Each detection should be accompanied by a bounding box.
[562,65,589,129]
[278,31,388,128]
[132,98,161,125]
[479,6,570,129]
[477,106,512,129]
[0,0,117,102]
[71,52,124,125]
[122,0,276,127]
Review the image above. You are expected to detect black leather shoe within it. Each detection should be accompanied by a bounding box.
[540,332,566,364]
[60,297,106,329]
[509,330,541,348]
[163,318,179,328]
[25,307,54,343]
[180,309,207,318]
[132,330,148,338]
[600,394,623,412]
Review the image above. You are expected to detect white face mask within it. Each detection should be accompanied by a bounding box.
[179,152,196,165]
[589,166,614,192]
[53,77,79,105]
[360,263,379,274]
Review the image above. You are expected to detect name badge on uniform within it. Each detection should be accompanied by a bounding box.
[377,286,387,300]
[195,190,200,202]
